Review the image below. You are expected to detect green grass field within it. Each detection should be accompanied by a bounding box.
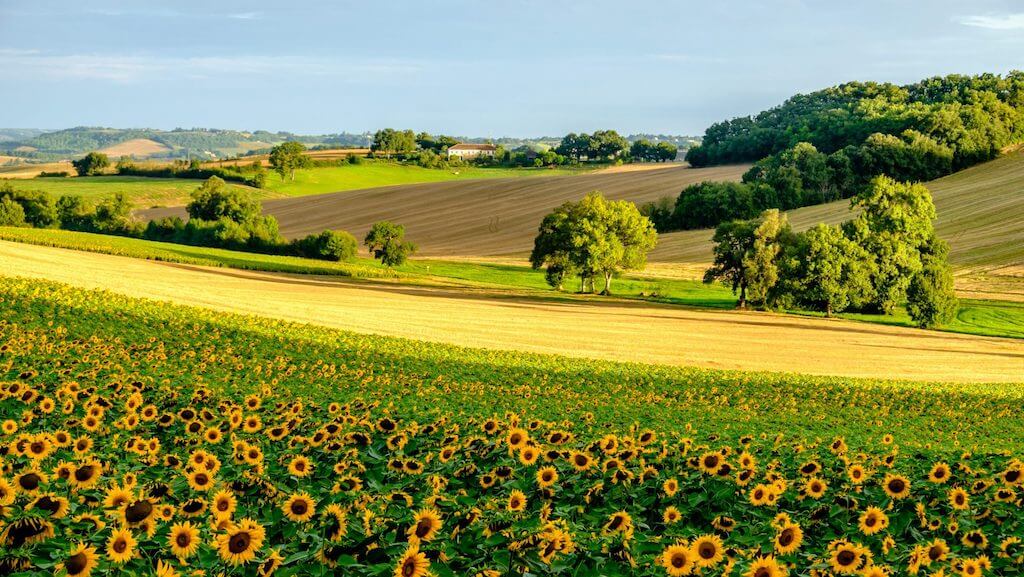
[0,175,255,208]
[262,163,587,197]
[2,226,1021,340]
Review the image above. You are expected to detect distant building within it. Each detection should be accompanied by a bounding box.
[446,143,497,159]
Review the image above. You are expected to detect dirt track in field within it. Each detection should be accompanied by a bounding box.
[142,164,748,256]
[3,241,1021,383]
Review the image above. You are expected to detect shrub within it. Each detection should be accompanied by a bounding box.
[0,196,27,226]
[71,151,110,176]
[292,230,358,261]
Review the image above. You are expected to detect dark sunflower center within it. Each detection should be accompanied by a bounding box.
[125,500,153,523]
[66,552,88,574]
[754,568,770,577]
[837,550,856,565]
[113,539,127,553]
[699,544,716,558]
[779,530,794,545]
[176,533,191,547]
[402,557,417,577]
[228,531,251,554]
[292,501,308,515]
[671,553,687,568]
[888,480,905,493]
[20,473,41,490]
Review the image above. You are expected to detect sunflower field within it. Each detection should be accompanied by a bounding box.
[1,276,1023,577]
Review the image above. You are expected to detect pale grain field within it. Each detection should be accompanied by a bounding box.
[2,241,1021,383]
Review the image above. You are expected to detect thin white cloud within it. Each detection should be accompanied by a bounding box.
[0,51,426,83]
[228,12,262,20]
[957,13,1024,30]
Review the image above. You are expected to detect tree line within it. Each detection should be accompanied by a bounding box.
[0,178,416,266]
[643,130,958,233]
[687,72,1024,169]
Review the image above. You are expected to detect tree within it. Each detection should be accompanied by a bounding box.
[589,130,629,161]
[531,192,657,294]
[848,176,936,313]
[364,221,417,266]
[0,196,26,227]
[0,184,58,228]
[655,141,678,162]
[292,230,358,262]
[371,129,416,159]
[742,209,791,307]
[268,141,311,181]
[186,177,261,223]
[71,152,110,176]
[785,224,873,316]
[56,195,95,231]
[906,237,959,328]
[703,218,759,308]
[92,193,141,235]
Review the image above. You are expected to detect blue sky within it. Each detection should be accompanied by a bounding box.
[2,1,1023,137]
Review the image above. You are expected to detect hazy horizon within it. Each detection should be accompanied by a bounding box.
[3,0,1023,137]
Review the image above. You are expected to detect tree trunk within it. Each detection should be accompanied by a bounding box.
[580,275,586,294]
[737,283,747,309]
[826,302,832,318]
[602,272,612,295]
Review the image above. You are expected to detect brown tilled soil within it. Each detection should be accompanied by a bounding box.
[142,164,748,256]
[3,241,1021,383]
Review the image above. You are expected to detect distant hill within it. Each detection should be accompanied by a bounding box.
[0,127,699,162]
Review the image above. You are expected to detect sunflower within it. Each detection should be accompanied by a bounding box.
[960,558,984,576]
[212,490,237,518]
[123,499,156,527]
[698,451,721,474]
[949,487,970,510]
[394,542,430,577]
[287,456,312,477]
[829,541,866,574]
[746,555,786,577]
[408,508,442,542]
[692,534,724,567]
[882,474,911,499]
[60,543,99,577]
[28,493,70,518]
[663,478,679,496]
[661,543,694,576]
[168,521,200,559]
[569,451,593,471]
[961,530,988,549]
[506,428,528,449]
[258,549,285,577]
[536,466,558,488]
[847,464,867,484]
[323,503,348,541]
[926,539,950,563]
[215,518,266,565]
[663,506,682,524]
[858,506,889,535]
[186,469,215,492]
[775,523,803,555]
[929,462,952,484]
[861,565,890,577]
[106,527,137,564]
[519,446,540,465]
[15,470,46,494]
[507,490,527,512]
[803,477,827,499]
[283,492,316,523]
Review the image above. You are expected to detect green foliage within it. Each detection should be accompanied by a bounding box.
[364,221,417,266]
[71,151,111,176]
[370,128,417,158]
[530,192,657,294]
[556,130,629,162]
[268,140,312,181]
[687,71,1024,168]
[630,139,678,162]
[0,183,58,228]
[91,192,142,235]
[186,176,262,223]
[0,196,27,226]
[659,181,762,231]
[292,229,358,262]
[907,237,960,328]
[743,209,791,306]
[703,218,759,307]
[780,223,873,316]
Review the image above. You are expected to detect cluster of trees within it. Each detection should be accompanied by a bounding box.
[703,177,958,327]
[530,192,657,294]
[115,157,268,188]
[643,131,957,233]
[555,130,630,162]
[370,129,418,158]
[1,182,146,236]
[629,139,679,162]
[687,72,1024,170]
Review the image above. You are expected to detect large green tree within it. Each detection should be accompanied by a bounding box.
[268,141,311,181]
[531,192,657,294]
[703,218,759,308]
[71,152,110,176]
[364,221,417,266]
[906,236,959,328]
[186,177,262,223]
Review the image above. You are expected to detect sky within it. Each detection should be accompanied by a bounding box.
[2,0,1023,137]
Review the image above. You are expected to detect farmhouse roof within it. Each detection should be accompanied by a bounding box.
[448,143,497,151]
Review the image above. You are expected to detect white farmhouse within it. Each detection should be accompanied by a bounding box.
[446,143,497,159]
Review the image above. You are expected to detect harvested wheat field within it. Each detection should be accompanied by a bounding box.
[98,137,171,158]
[2,240,1021,382]
[144,163,747,255]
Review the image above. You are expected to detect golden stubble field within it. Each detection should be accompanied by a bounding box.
[2,241,1021,382]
